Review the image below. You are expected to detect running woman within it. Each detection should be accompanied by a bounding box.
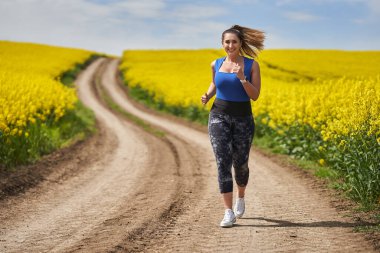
[201,24,265,228]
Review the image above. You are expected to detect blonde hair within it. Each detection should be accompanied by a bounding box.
[222,24,265,58]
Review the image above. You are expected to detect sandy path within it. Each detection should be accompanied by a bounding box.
[0,58,376,252]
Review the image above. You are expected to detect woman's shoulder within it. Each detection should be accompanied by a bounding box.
[211,57,225,68]
[210,60,216,69]
[212,57,225,66]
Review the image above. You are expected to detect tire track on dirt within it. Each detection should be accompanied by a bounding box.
[65,58,205,252]
[0,58,202,253]
[103,58,377,252]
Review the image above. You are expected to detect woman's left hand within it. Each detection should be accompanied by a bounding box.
[231,63,245,80]
[201,93,209,105]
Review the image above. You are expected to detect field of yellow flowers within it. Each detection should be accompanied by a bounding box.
[120,49,380,206]
[0,41,96,167]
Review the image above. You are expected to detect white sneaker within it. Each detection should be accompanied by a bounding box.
[234,197,245,218]
[220,209,236,228]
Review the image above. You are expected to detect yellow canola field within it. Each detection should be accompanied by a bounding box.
[255,50,380,141]
[258,76,380,141]
[0,41,93,138]
[260,50,380,81]
[120,49,380,142]
[120,50,220,108]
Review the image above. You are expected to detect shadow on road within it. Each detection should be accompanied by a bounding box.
[234,217,377,228]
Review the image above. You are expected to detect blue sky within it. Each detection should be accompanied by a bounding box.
[1,0,379,55]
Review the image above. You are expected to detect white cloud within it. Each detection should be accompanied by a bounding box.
[367,0,380,14]
[348,0,380,23]
[166,20,227,47]
[228,0,259,4]
[112,0,166,19]
[276,0,297,6]
[314,0,380,14]
[264,32,297,49]
[353,18,367,24]
[283,11,323,22]
[171,5,226,20]
[275,0,379,24]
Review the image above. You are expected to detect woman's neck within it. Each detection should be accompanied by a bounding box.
[225,55,241,63]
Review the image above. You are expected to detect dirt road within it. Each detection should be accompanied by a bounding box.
[0,58,376,252]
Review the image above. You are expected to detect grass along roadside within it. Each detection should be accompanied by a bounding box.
[119,73,210,126]
[0,54,100,169]
[93,61,165,139]
[60,54,104,87]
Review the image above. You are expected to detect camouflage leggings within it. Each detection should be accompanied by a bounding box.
[208,111,255,193]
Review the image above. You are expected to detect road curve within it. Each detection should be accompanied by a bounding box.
[0,58,202,252]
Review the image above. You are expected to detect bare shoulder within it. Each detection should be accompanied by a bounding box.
[250,60,260,77]
[210,60,216,72]
[252,60,260,71]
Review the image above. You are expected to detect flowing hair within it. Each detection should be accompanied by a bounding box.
[222,24,265,58]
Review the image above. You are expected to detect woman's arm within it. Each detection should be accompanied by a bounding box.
[241,61,261,101]
[201,61,217,105]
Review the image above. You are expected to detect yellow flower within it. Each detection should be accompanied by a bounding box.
[0,41,92,141]
[10,128,18,136]
[338,140,346,147]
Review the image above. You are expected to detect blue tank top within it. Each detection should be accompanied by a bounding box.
[214,56,254,102]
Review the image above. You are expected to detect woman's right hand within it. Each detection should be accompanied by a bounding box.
[201,93,209,105]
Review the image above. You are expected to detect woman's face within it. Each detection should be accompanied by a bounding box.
[222,33,241,57]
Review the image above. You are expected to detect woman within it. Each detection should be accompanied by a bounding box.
[201,25,265,228]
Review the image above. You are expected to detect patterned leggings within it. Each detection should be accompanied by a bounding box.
[208,112,255,193]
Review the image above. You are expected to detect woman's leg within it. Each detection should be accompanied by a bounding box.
[222,192,233,209]
[237,185,246,198]
[208,112,234,194]
[231,115,255,195]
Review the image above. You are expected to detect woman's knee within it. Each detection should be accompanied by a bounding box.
[234,162,249,186]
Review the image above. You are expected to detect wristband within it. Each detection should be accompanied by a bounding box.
[239,77,247,84]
